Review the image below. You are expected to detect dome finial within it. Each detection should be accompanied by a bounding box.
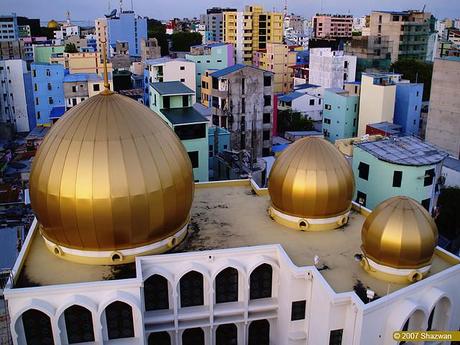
[99,38,113,95]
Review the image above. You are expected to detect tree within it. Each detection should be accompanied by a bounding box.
[277,109,314,135]
[435,187,460,254]
[64,43,78,53]
[390,58,433,101]
[147,18,169,56]
[171,32,202,52]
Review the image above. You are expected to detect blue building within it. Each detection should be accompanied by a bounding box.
[394,83,423,136]
[208,126,230,180]
[31,63,66,126]
[107,11,147,57]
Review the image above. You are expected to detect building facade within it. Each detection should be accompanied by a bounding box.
[203,7,237,43]
[357,73,401,136]
[426,58,460,159]
[252,43,296,94]
[64,73,112,109]
[278,91,322,121]
[31,62,66,126]
[150,81,209,182]
[322,87,359,142]
[0,13,19,42]
[185,43,234,101]
[308,48,357,89]
[95,18,108,54]
[312,14,353,38]
[224,5,283,65]
[33,45,65,63]
[353,136,447,211]
[140,38,161,61]
[204,64,274,157]
[0,59,35,132]
[394,82,423,136]
[107,11,147,57]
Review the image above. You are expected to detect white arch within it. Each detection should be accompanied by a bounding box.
[247,257,280,299]
[211,259,247,281]
[384,299,428,343]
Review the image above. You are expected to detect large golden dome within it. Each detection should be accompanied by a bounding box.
[47,20,59,29]
[30,92,194,256]
[268,137,354,220]
[361,196,438,269]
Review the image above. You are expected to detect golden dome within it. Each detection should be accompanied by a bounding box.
[29,92,194,253]
[268,137,354,219]
[361,196,438,269]
[47,20,59,29]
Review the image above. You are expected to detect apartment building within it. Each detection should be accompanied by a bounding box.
[313,14,353,38]
[203,7,237,43]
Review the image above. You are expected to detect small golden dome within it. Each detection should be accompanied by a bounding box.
[30,92,194,252]
[268,137,354,219]
[47,20,59,29]
[362,196,438,269]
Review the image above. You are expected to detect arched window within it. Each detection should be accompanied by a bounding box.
[215,267,238,303]
[144,274,169,311]
[148,331,171,345]
[105,301,134,340]
[216,323,237,345]
[22,309,54,345]
[427,297,451,332]
[64,305,95,344]
[248,319,269,345]
[250,264,272,300]
[399,310,424,345]
[180,271,204,307]
[182,327,204,345]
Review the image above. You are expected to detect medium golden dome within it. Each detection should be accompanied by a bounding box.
[268,137,354,219]
[47,20,59,29]
[361,196,438,269]
[29,92,194,252]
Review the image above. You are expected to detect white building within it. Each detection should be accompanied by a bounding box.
[0,13,19,42]
[442,157,460,188]
[0,59,34,132]
[144,57,196,106]
[4,88,460,345]
[278,91,323,121]
[54,25,80,45]
[309,48,357,89]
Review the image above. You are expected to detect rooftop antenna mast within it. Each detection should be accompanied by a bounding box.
[66,10,71,25]
[119,0,123,14]
[99,39,113,95]
[108,0,111,13]
[131,0,134,11]
[284,0,288,18]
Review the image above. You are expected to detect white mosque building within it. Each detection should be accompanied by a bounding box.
[3,83,460,345]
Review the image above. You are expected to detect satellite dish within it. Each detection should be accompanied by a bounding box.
[105,9,117,18]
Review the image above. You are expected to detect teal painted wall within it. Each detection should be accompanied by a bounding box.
[182,135,209,182]
[322,90,359,143]
[149,85,193,112]
[34,46,65,63]
[352,146,438,210]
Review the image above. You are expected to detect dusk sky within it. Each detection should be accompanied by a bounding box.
[1,0,459,22]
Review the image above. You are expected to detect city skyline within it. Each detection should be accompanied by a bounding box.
[1,0,459,22]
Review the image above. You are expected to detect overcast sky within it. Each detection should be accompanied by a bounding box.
[2,0,459,23]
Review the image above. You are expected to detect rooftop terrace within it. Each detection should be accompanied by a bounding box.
[14,181,457,297]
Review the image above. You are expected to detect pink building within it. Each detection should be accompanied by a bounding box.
[313,14,353,38]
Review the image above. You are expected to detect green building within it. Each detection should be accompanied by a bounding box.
[150,81,209,182]
[34,45,65,63]
[352,136,448,211]
[322,86,360,143]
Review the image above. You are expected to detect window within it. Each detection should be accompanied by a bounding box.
[212,77,219,89]
[242,77,245,95]
[175,124,206,140]
[250,264,272,300]
[182,95,189,107]
[22,309,53,345]
[180,66,185,70]
[356,191,367,207]
[358,162,369,180]
[105,301,134,340]
[324,118,331,125]
[329,329,343,345]
[93,84,100,92]
[421,198,431,211]
[424,168,435,186]
[248,320,270,345]
[264,95,271,106]
[35,97,39,105]
[325,104,332,110]
[354,104,357,113]
[187,152,199,169]
[264,76,271,87]
[180,270,203,307]
[241,98,245,113]
[216,267,238,303]
[48,97,53,105]
[144,274,169,311]
[309,99,315,106]
[46,69,51,76]
[216,324,237,345]
[64,305,95,344]
[182,328,204,345]
[263,113,271,124]
[163,96,170,109]
[263,130,270,141]
[34,83,38,91]
[291,300,306,321]
[37,111,41,119]
[47,83,52,91]
[72,85,77,92]
[32,69,36,77]
[180,78,185,82]
[148,332,171,345]
[392,171,403,187]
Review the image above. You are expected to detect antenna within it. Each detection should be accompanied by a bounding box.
[108,0,111,12]
[284,0,288,18]
[131,0,134,11]
[119,0,123,14]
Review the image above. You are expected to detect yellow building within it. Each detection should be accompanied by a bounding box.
[200,69,214,107]
[253,43,296,93]
[50,52,113,76]
[224,5,283,65]
[95,18,108,54]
